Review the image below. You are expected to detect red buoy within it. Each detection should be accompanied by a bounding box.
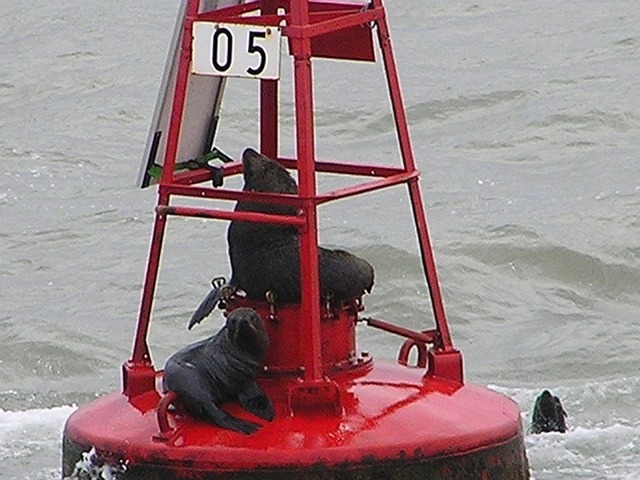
[63,0,530,478]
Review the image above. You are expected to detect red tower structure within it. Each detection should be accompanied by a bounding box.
[62,0,530,478]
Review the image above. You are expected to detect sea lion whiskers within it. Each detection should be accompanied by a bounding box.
[227,312,269,357]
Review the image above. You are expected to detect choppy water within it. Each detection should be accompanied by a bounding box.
[1,0,639,478]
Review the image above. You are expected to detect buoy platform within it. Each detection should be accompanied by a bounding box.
[62,0,530,477]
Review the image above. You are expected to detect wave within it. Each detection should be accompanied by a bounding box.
[525,423,640,480]
[530,110,640,134]
[487,382,640,480]
[0,405,76,435]
[449,224,640,300]
[0,405,76,479]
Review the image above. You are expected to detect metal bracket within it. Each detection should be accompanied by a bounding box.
[288,379,342,416]
[153,391,179,443]
[397,339,428,368]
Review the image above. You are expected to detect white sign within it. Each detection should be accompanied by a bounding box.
[192,22,282,79]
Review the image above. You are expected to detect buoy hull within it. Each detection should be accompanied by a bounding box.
[62,361,529,479]
[63,434,527,479]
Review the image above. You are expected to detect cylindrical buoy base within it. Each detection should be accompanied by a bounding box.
[63,433,528,479]
[62,362,529,479]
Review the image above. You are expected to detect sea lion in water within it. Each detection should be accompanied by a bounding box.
[164,307,274,434]
[530,389,567,434]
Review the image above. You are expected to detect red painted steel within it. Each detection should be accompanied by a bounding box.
[130,0,200,368]
[63,0,529,477]
[198,1,377,62]
[259,0,279,159]
[65,362,526,474]
[226,298,364,375]
[371,0,453,349]
[162,182,305,207]
[364,317,438,345]
[156,205,306,226]
[397,338,428,368]
[171,158,408,187]
[290,0,325,386]
[122,0,464,412]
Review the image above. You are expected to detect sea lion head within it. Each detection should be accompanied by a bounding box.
[242,148,297,195]
[537,390,556,418]
[531,389,567,434]
[225,307,270,360]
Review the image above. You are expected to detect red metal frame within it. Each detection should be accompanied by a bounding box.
[63,1,530,476]
[125,0,460,398]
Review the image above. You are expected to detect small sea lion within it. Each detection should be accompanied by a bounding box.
[530,389,567,434]
[163,307,274,434]
[228,148,374,303]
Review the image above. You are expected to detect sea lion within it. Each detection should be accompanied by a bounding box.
[163,307,274,434]
[190,148,375,327]
[530,389,567,434]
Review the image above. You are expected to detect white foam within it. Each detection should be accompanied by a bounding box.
[0,405,77,437]
[0,405,77,462]
[525,422,640,479]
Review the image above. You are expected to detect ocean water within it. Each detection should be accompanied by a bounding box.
[1,0,639,478]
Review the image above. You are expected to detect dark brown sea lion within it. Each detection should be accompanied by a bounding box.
[228,147,376,303]
[190,148,375,327]
[163,307,274,434]
[530,389,567,434]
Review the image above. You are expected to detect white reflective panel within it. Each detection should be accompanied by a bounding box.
[192,22,282,80]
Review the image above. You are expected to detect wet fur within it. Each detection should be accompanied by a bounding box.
[531,389,567,434]
[227,148,375,303]
[163,308,274,434]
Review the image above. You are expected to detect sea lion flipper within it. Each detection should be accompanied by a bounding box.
[188,287,224,330]
[319,248,375,301]
[238,382,275,422]
[164,365,261,435]
[207,407,262,435]
[553,395,568,433]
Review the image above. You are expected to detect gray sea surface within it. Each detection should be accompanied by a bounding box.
[1,0,640,478]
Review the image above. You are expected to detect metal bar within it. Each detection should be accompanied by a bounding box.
[173,158,405,186]
[162,184,305,208]
[407,179,453,347]
[172,162,243,185]
[203,77,227,154]
[157,205,306,226]
[260,0,279,159]
[196,1,260,21]
[197,5,381,34]
[364,317,438,345]
[202,13,284,26]
[160,0,200,185]
[316,171,418,205]
[278,157,405,177]
[373,0,453,348]
[169,170,415,214]
[285,7,383,39]
[131,0,201,365]
[165,170,414,209]
[290,0,323,382]
[164,171,415,210]
[132,193,169,365]
[371,2,416,172]
[260,78,279,157]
